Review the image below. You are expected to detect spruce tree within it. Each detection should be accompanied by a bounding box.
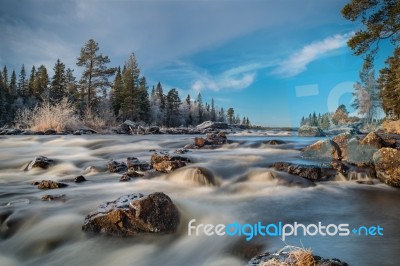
[110,66,123,117]
[17,64,28,100]
[137,76,151,123]
[166,88,181,127]
[197,93,203,123]
[50,59,66,103]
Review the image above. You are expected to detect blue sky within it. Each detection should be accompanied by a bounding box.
[0,0,393,126]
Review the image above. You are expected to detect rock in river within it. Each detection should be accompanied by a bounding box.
[301,140,341,161]
[107,160,128,173]
[26,156,55,170]
[373,148,400,188]
[82,192,180,236]
[32,180,68,189]
[298,126,326,137]
[150,153,189,173]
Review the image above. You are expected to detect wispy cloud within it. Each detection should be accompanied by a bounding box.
[272,32,354,77]
[190,63,266,91]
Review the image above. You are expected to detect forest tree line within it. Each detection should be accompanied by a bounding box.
[0,39,251,128]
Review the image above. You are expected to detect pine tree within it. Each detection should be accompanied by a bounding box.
[50,59,66,103]
[28,66,36,96]
[185,94,193,126]
[246,117,250,127]
[227,107,234,124]
[137,76,151,123]
[65,68,78,103]
[9,70,17,99]
[197,93,203,123]
[210,98,216,121]
[2,66,8,91]
[110,67,123,117]
[17,64,28,100]
[0,70,7,125]
[165,88,181,127]
[120,53,140,121]
[34,65,49,101]
[218,107,226,122]
[76,39,115,111]
[378,47,400,119]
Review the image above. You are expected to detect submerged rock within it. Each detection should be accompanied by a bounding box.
[27,156,55,170]
[41,194,66,201]
[301,140,341,161]
[373,148,400,188]
[167,167,219,186]
[264,139,287,145]
[119,171,144,182]
[44,129,57,135]
[150,153,189,173]
[185,131,228,149]
[33,180,68,189]
[247,250,348,266]
[332,161,376,181]
[107,160,128,173]
[74,175,87,183]
[82,192,180,236]
[298,126,326,137]
[127,157,152,172]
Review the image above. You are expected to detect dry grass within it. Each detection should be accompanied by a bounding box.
[16,99,80,132]
[260,246,316,266]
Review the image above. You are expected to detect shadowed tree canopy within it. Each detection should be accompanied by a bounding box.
[341,0,400,63]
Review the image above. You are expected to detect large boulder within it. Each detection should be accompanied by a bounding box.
[150,153,189,173]
[82,192,180,236]
[195,121,229,131]
[298,126,326,137]
[332,133,355,160]
[301,140,341,161]
[373,148,400,188]
[273,162,336,181]
[347,132,386,165]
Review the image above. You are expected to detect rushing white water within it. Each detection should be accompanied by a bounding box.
[0,134,399,266]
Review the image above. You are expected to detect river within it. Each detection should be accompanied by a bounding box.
[0,133,399,266]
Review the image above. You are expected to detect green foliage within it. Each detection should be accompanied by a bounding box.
[50,59,66,103]
[227,107,234,124]
[378,47,400,118]
[341,0,400,61]
[0,39,251,128]
[352,62,381,122]
[76,39,115,111]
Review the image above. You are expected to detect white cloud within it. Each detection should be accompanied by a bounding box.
[272,32,354,77]
[189,63,266,92]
